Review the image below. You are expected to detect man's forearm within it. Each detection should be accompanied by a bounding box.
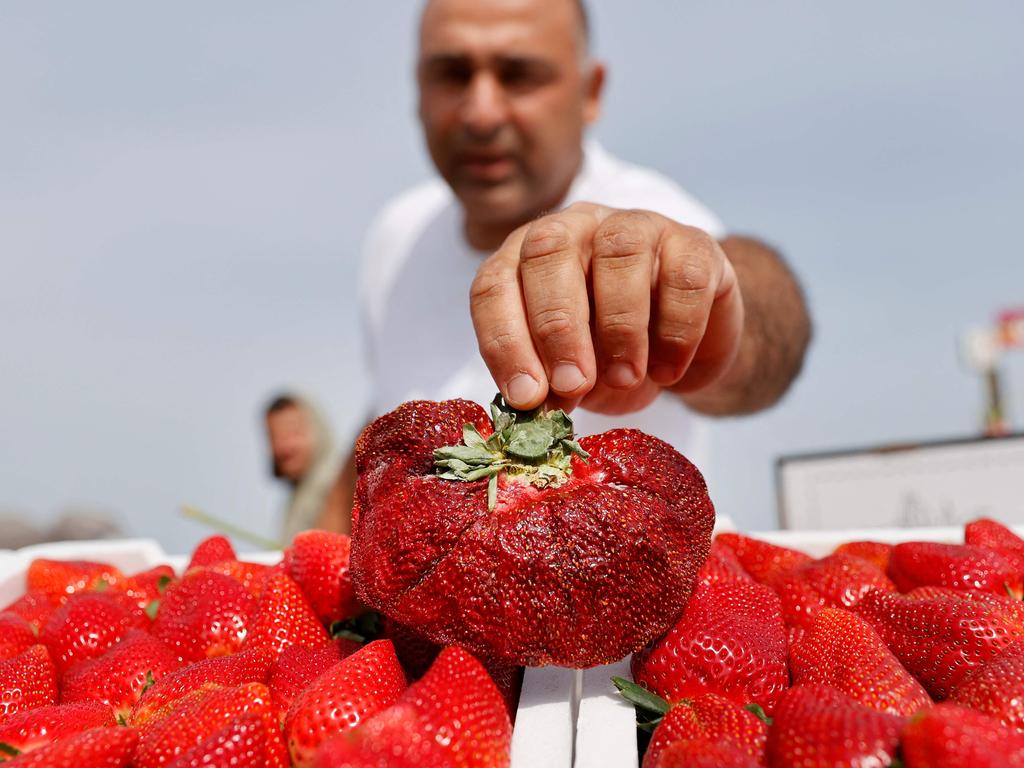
[681,235,811,416]
[315,450,357,535]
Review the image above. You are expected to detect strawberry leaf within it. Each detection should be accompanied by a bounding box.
[145,599,161,621]
[0,743,21,757]
[745,702,773,725]
[612,676,670,716]
[157,574,173,594]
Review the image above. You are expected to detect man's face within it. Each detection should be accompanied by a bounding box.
[417,0,603,232]
[266,406,315,483]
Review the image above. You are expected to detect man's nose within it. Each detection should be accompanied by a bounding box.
[460,72,509,137]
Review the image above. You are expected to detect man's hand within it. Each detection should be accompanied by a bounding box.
[470,202,746,415]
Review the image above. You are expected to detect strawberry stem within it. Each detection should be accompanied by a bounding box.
[611,676,670,717]
[180,505,284,550]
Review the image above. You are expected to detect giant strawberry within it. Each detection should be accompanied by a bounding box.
[352,397,715,667]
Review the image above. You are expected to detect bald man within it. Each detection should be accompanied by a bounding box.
[318,0,811,533]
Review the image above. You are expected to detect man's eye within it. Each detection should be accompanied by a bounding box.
[429,62,473,86]
[498,63,551,90]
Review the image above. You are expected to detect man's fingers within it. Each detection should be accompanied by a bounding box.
[591,210,658,390]
[648,225,724,387]
[675,255,744,392]
[470,226,548,409]
[518,210,599,400]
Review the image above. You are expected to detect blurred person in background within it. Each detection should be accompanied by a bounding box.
[319,0,811,533]
[264,393,344,539]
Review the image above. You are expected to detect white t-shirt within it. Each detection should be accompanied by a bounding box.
[359,141,725,469]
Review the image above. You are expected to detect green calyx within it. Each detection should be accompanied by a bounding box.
[433,393,589,510]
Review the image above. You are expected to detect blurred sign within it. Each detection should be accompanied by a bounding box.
[777,434,1024,530]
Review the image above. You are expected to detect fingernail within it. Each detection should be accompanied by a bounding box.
[506,373,541,406]
[605,362,639,389]
[649,363,681,385]
[550,363,587,394]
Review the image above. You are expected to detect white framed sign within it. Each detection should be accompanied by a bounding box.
[776,433,1024,530]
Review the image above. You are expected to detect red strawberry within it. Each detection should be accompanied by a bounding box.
[697,541,753,586]
[907,585,1024,628]
[1,726,138,768]
[288,531,359,626]
[268,638,361,717]
[772,553,895,631]
[631,580,788,712]
[950,638,1024,729]
[244,574,329,659]
[832,540,893,571]
[856,588,1024,699]
[0,646,57,720]
[789,607,931,715]
[398,646,512,768]
[40,593,148,674]
[205,562,275,600]
[379,617,442,680]
[902,702,1024,767]
[130,647,275,727]
[643,694,767,768]
[1,593,55,635]
[649,741,760,768]
[26,560,123,605]
[135,683,287,768]
[283,640,406,766]
[186,536,237,571]
[713,533,810,586]
[311,704,453,768]
[766,684,904,767]
[0,702,115,757]
[152,570,256,663]
[61,629,181,721]
[166,713,266,768]
[115,565,176,614]
[0,614,36,662]
[888,541,1023,596]
[352,398,715,667]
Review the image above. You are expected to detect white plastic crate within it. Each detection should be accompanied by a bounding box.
[0,539,575,768]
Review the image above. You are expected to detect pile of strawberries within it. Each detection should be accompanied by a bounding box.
[622,517,1024,767]
[0,531,512,767]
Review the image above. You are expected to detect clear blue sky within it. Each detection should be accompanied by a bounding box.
[1,1,1022,553]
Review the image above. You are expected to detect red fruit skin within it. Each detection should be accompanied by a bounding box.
[631,580,788,713]
[288,531,360,626]
[0,614,37,662]
[773,553,895,631]
[950,638,1024,730]
[115,565,176,613]
[130,647,275,727]
[0,701,115,756]
[697,541,754,587]
[26,560,124,605]
[650,740,760,768]
[856,588,1024,699]
[353,400,715,668]
[833,540,893,571]
[166,713,267,768]
[399,646,512,768]
[283,640,407,767]
[1,593,55,635]
[713,533,811,586]
[643,694,767,768]
[888,541,1023,596]
[268,638,361,718]
[152,570,256,663]
[185,536,237,571]
[380,617,442,680]
[135,683,287,768]
[244,574,330,660]
[789,607,931,716]
[60,629,182,720]
[40,594,149,675]
[311,704,454,768]
[204,562,275,600]
[1,726,138,768]
[766,684,904,768]
[0,646,57,720]
[902,702,1024,767]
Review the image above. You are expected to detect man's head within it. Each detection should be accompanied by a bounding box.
[265,395,316,483]
[417,0,605,248]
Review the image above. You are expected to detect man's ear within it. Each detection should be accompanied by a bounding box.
[583,61,606,126]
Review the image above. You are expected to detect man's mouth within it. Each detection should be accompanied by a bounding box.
[456,153,516,182]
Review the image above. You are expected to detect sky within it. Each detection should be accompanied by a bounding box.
[1,1,1022,554]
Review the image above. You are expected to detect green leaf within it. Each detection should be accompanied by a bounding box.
[116,714,128,727]
[889,757,904,768]
[141,670,157,695]
[611,677,670,716]
[506,420,557,461]
[0,743,21,757]
[94,578,110,593]
[462,423,487,449]
[488,473,498,511]
[745,703,773,725]
[560,438,590,460]
[157,575,172,594]
[145,599,161,621]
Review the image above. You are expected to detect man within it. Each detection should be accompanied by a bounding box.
[264,393,342,540]
[319,0,811,532]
